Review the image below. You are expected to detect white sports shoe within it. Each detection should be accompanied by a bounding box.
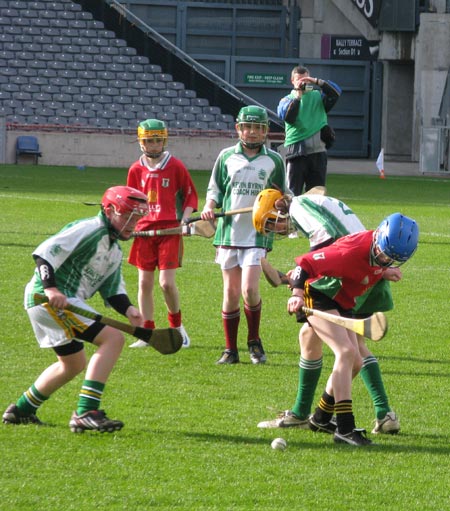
[129,339,149,348]
[372,411,400,434]
[257,410,310,429]
[177,324,190,348]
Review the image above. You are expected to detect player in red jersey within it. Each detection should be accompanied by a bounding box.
[127,119,198,348]
[286,213,419,445]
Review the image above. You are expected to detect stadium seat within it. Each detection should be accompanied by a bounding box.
[189,121,208,130]
[15,135,42,164]
[170,120,189,129]
[172,97,191,107]
[192,98,209,107]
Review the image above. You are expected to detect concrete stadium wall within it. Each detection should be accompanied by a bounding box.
[6,130,238,170]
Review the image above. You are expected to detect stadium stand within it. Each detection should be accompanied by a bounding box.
[0,0,236,132]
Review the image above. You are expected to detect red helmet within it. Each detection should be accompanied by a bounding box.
[101,186,148,217]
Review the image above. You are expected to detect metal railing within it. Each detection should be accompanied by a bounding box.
[104,0,284,131]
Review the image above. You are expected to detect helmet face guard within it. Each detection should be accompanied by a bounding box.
[253,189,291,236]
[372,213,419,267]
[137,119,168,158]
[236,105,269,150]
[101,186,149,239]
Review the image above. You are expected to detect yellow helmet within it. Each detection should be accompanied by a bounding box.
[137,119,168,158]
[253,188,289,235]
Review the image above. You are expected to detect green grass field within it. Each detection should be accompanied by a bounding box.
[0,164,449,510]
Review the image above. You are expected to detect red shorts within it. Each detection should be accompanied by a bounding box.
[128,235,183,271]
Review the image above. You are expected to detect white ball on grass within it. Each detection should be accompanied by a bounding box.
[271,437,287,450]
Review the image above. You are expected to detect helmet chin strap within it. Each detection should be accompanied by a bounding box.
[144,150,163,158]
[240,139,264,150]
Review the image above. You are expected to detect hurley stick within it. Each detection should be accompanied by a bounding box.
[33,294,183,354]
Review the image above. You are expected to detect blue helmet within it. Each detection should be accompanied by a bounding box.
[372,213,419,267]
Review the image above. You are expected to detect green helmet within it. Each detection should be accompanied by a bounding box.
[236,105,268,149]
[236,105,269,126]
[137,118,168,141]
[137,118,168,158]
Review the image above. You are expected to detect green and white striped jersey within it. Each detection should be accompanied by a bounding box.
[290,194,365,248]
[206,142,287,249]
[24,212,126,309]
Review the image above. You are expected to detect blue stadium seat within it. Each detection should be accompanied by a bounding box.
[161,89,178,98]
[172,97,191,107]
[0,106,13,115]
[189,121,208,130]
[180,112,196,122]
[192,98,209,107]
[178,89,197,98]
[17,68,38,78]
[209,121,229,131]
[184,105,202,115]
[15,135,42,164]
[170,120,189,129]
[197,113,215,122]
[153,97,171,106]
[61,85,80,95]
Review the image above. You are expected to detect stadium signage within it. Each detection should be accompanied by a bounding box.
[244,74,287,85]
[321,35,379,60]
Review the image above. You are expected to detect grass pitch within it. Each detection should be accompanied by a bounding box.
[0,164,449,510]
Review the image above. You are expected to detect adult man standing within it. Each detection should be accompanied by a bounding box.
[278,65,341,195]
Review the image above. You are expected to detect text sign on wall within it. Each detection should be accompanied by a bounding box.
[351,0,382,27]
[321,35,379,60]
[244,74,287,85]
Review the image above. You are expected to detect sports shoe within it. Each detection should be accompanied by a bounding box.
[257,410,310,429]
[309,415,337,434]
[177,324,190,348]
[2,403,43,425]
[248,339,266,364]
[372,411,400,434]
[216,349,239,365]
[334,428,373,446]
[129,339,149,348]
[69,410,124,433]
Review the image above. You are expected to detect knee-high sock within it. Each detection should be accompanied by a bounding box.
[244,300,261,342]
[291,357,322,420]
[360,355,391,419]
[222,308,240,351]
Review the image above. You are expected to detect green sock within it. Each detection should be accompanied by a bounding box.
[16,384,48,416]
[76,380,105,416]
[291,357,322,419]
[360,355,391,419]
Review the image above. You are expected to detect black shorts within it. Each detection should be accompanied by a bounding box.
[53,322,105,356]
[296,285,348,323]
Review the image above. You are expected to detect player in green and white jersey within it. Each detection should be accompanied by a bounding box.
[3,186,148,433]
[201,105,288,365]
[255,192,401,435]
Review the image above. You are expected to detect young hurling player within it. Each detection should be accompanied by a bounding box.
[127,119,198,348]
[256,192,403,435]
[3,187,148,432]
[200,105,288,365]
[253,192,419,445]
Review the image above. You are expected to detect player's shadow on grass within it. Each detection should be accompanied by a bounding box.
[179,430,450,454]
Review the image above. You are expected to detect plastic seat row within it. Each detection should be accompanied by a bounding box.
[0,0,232,132]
